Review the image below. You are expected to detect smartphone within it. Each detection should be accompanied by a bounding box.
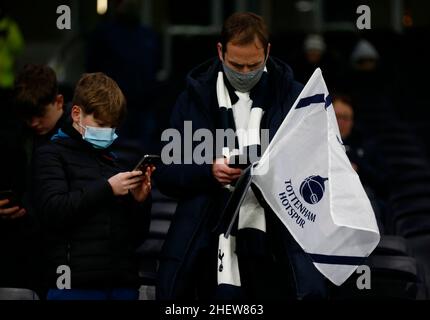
[0,190,21,209]
[133,154,161,171]
[228,162,249,170]
[228,155,249,170]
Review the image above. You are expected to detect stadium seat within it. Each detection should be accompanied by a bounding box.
[389,184,430,203]
[330,255,427,299]
[136,186,178,300]
[0,288,40,300]
[393,170,430,185]
[385,157,429,172]
[389,197,430,216]
[395,214,430,238]
[381,145,424,158]
[407,234,430,293]
[374,235,409,256]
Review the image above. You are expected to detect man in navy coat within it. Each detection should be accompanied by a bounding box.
[155,12,328,300]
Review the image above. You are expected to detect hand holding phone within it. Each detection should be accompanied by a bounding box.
[133,154,161,172]
[227,155,249,170]
[212,158,242,186]
[130,165,156,203]
[0,190,21,208]
[0,190,26,219]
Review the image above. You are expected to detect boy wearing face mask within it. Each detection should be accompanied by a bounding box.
[155,13,327,300]
[32,73,154,300]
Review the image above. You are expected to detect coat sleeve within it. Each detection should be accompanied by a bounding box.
[121,190,152,246]
[154,92,220,199]
[32,144,114,230]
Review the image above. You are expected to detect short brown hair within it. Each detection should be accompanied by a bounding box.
[332,94,354,110]
[14,64,58,119]
[73,73,126,127]
[220,12,269,55]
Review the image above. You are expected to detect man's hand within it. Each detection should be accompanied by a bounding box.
[212,158,242,186]
[108,171,145,196]
[0,199,26,220]
[131,166,156,203]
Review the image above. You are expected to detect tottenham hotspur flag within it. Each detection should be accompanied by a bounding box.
[252,68,380,286]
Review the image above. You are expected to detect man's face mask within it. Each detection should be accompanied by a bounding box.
[78,121,118,149]
[222,59,266,93]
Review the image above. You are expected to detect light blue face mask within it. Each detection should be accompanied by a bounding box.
[79,123,118,149]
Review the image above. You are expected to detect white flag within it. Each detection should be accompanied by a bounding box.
[252,68,380,286]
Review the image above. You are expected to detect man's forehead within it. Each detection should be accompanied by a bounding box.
[226,37,265,51]
[225,41,265,63]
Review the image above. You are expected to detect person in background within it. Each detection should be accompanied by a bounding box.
[2,64,69,227]
[87,0,160,152]
[0,3,24,92]
[0,64,67,298]
[295,34,326,84]
[333,94,388,233]
[13,64,69,157]
[295,34,338,88]
[339,39,395,112]
[351,39,379,73]
[333,94,387,195]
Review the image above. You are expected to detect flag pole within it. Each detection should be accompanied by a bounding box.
[224,165,253,238]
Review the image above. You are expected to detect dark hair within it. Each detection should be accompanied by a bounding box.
[73,73,126,127]
[332,93,354,110]
[220,12,269,56]
[14,64,58,119]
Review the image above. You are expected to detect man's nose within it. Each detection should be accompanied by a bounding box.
[241,66,253,73]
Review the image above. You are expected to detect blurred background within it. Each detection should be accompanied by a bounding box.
[2,0,430,300]
[2,0,430,150]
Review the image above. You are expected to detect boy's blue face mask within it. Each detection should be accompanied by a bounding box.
[79,122,118,149]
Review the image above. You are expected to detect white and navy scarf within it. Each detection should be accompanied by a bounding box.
[215,67,269,295]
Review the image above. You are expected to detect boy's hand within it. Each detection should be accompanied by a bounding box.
[108,171,145,196]
[0,199,26,220]
[131,166,156,203]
